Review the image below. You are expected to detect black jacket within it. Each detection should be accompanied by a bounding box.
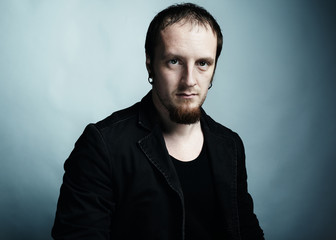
[52,91,264,240]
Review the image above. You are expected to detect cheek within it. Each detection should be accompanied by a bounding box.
[153,71,174,93]
[198,71,213,85]
[156,69,181,86]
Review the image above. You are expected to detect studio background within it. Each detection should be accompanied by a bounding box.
[1,0,335,239]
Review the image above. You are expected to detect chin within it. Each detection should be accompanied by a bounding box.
[168,105,201,124]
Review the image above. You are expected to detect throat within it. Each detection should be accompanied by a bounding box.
[163,125,204,162]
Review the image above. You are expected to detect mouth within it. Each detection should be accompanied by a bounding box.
[176,92,198,99]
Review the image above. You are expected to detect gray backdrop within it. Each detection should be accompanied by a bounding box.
[1,0,335,239]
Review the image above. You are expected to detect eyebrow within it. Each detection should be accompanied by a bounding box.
[160,52,183,60]
[199,57,215,65]
[161,53,215,64]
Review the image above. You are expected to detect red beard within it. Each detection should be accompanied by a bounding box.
[168,100,201,124]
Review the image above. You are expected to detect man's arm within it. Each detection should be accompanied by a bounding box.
[235,134,265,240]
[52,124,115,240]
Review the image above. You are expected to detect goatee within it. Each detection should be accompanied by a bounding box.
[168,101,202,124]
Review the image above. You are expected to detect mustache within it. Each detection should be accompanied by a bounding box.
[176,85,198,92]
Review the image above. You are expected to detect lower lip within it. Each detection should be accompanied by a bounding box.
[177,94,196,99]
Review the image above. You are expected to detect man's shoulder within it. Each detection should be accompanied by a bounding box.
[94,102,141,132]
[93,91,155,132]
[202,112,241,141]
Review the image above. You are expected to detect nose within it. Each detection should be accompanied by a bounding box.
[182,64,196,87]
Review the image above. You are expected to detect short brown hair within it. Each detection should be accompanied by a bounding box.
[145,3,223,65]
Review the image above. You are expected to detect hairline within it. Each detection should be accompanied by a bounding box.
[153,18,219,63]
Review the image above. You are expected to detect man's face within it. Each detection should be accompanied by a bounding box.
[148,21,217,124]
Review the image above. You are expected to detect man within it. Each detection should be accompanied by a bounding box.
[52,3,264,240]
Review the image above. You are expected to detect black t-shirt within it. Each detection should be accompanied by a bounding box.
[171,146,225,240]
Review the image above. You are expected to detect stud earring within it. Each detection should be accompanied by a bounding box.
[148,77,153,84]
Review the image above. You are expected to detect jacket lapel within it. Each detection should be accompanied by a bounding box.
[136,91,183,198]
[138,125,183,199]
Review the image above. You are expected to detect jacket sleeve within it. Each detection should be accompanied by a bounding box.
[52,124,115,240]
[235,134,265,240]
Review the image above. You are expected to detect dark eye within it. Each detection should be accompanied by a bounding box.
[199,61,208,67]
[169,59,178,65]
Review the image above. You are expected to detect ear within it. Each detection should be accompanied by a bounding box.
[145,54,152,78]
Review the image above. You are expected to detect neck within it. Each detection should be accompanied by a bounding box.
[163,116,202,138]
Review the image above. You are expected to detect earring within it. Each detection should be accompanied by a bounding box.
[208,82,212,89]
[148,77,154,84]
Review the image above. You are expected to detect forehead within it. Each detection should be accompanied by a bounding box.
[156,22,217,57]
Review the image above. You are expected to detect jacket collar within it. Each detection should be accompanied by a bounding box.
[138,90,160,131]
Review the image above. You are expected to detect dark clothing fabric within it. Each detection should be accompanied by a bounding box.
[172,146,224,240]
[52,91,264,240]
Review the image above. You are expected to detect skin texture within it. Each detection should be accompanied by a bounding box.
[146,21,218,161]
